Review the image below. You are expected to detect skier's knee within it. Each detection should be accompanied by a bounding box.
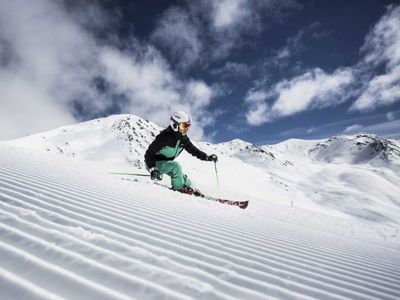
[170,161,182,176]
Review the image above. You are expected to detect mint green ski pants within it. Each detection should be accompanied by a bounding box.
[155,161,191,190]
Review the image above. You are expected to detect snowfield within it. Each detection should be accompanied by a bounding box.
[0,114,399,299]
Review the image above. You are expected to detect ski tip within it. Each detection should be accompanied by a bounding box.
[239,201,249,209]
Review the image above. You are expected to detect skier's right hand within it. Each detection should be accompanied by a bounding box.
[150,168,161,180]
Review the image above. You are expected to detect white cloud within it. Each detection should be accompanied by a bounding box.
[243,4,400,127]
[185,81,213,109]
[245,90,269,104]
[351,5,400,111]
[0,0,104,140]
[343,124,364,134]
[244,90,270,125]
[306,126,317,134]
[244,68,353,125]
[99,47,214,140]
[211,0,248,29]
[206,0,300,59]
[0,0,217,141]
[351,65,400,111]
[209,0,300,32]
[150,7,203,70]
[362,5,400,68]
[265,22,328,69]
[151,0,300,68]
[0,74,76,139]
[245,103,270,126]
[244,67,354,126]
[245,62,354,126]
[210,62,252,80]
[271,68,353,117]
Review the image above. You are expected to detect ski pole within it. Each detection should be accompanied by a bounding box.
[214,161,220,190]
[108,172,150,177]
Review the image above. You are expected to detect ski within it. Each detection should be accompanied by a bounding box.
[203,195,249,209]
[109,173,249,209]
[186,189,248,209]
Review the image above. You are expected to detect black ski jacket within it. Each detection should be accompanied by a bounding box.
[145,126,208,169]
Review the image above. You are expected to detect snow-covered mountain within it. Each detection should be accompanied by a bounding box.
[1,114,400,299]
[4,114,400,222]
[309,134,400,165]
[9,114,400,167]
[8,114,161,169]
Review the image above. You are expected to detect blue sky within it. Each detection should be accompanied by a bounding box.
[1,0,400,144]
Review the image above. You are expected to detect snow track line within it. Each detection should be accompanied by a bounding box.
[1,176,396,286]
[0,203,290,300]
[0,187,313,299]
[0,205,270,300]
[0,266,65,300]
[1,189,398,300]
[0,160,395,262]
[0,169,400,286]
[1,156,400,299]
[2,179,400,296]
[1,160,397,262]
[1,187,351,300]
[1,199,398,299]
[0,241,133,300]
[0,166,398,277]
[0,163,397,270]
[0,222,199,300]
[2,175,399,297]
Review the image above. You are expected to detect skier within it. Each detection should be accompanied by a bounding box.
[144,111,218,195]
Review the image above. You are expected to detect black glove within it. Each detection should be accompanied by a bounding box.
[207,154,218,162]
[150,168,162,180]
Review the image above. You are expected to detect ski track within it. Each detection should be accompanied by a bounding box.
[0,153,400,299]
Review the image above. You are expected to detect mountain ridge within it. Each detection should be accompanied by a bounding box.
[5,114,400,170]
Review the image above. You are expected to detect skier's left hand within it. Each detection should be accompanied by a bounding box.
[150,168,162,180]
[207,154,218,162]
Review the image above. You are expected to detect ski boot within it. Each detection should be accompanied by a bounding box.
[178,186,204,197]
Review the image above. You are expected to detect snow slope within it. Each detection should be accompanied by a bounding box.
[1,114,400,299]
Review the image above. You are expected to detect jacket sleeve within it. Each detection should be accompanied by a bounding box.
[183,137,208,161]
[144,132,167,169]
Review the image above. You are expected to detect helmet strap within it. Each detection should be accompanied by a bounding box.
[170,117,179,131]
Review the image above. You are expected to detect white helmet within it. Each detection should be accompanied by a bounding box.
[170,111,192,132]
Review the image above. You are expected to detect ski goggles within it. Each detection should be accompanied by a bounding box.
[179,122,191,130]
